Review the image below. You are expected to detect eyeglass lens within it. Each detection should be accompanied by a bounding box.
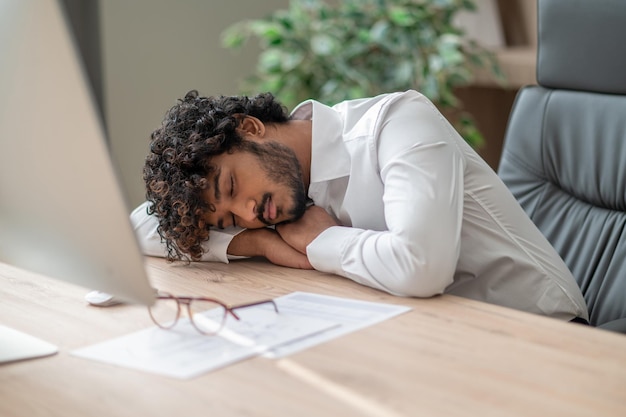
[149,297,228,335]
[148,297,180,329]
[188,299,227,335]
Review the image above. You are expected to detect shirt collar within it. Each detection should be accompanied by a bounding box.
[291,100,350,183]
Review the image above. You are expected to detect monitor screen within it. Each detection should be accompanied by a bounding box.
[0,0,155,307]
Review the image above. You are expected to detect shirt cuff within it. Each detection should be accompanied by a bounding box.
[200,227,248,263]
[306,225,357,275]
[130,201,246,263]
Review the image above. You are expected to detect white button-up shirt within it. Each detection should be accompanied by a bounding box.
[132,90,588,320]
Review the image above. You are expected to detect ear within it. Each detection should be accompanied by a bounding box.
[237,116,265,140]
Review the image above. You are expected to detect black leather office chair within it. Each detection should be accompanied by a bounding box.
[498,0,626,333]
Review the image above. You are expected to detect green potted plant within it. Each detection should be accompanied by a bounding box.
[222,0,503,148]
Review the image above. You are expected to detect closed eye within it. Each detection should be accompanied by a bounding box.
[230,175,234,197]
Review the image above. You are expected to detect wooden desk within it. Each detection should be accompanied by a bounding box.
[1,257,625,417]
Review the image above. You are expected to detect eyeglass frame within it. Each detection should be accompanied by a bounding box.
[148,293,279,335]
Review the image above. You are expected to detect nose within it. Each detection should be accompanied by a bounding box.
[229,197,257,226]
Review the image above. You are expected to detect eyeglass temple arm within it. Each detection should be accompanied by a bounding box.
[231,299,279,315]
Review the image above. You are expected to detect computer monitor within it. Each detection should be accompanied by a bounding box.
[0,0,156,361]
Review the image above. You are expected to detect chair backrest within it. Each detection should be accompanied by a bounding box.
[498,0,626,330]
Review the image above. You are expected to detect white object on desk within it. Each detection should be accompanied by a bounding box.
[71,292,412,378]
[266,292,412,358]
[72,307,337,379]
[0,325,58,364]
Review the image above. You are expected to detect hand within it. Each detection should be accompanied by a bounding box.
[276,205,339,254]
[227,228,313,269]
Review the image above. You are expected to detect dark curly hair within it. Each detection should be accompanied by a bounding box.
[143,90,290,261]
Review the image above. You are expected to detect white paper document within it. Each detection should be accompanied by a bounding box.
[72,292,411,379]
[73,307,336,379]
[267,292,411,358]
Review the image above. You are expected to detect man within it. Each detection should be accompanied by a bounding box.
[133,89,589,322]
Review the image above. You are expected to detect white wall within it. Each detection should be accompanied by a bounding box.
[100,0,288,208]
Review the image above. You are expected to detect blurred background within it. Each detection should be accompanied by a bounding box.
[60,0,536,209]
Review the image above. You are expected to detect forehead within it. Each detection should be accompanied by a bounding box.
[208,148,262,173]
[209,148,245,167]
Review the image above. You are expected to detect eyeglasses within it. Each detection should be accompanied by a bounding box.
[148,293,279,335]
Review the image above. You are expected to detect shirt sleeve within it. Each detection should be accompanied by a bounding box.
[130,201,246,263]
[306,93,464,297]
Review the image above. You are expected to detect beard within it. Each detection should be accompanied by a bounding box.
[239,140,307,224]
